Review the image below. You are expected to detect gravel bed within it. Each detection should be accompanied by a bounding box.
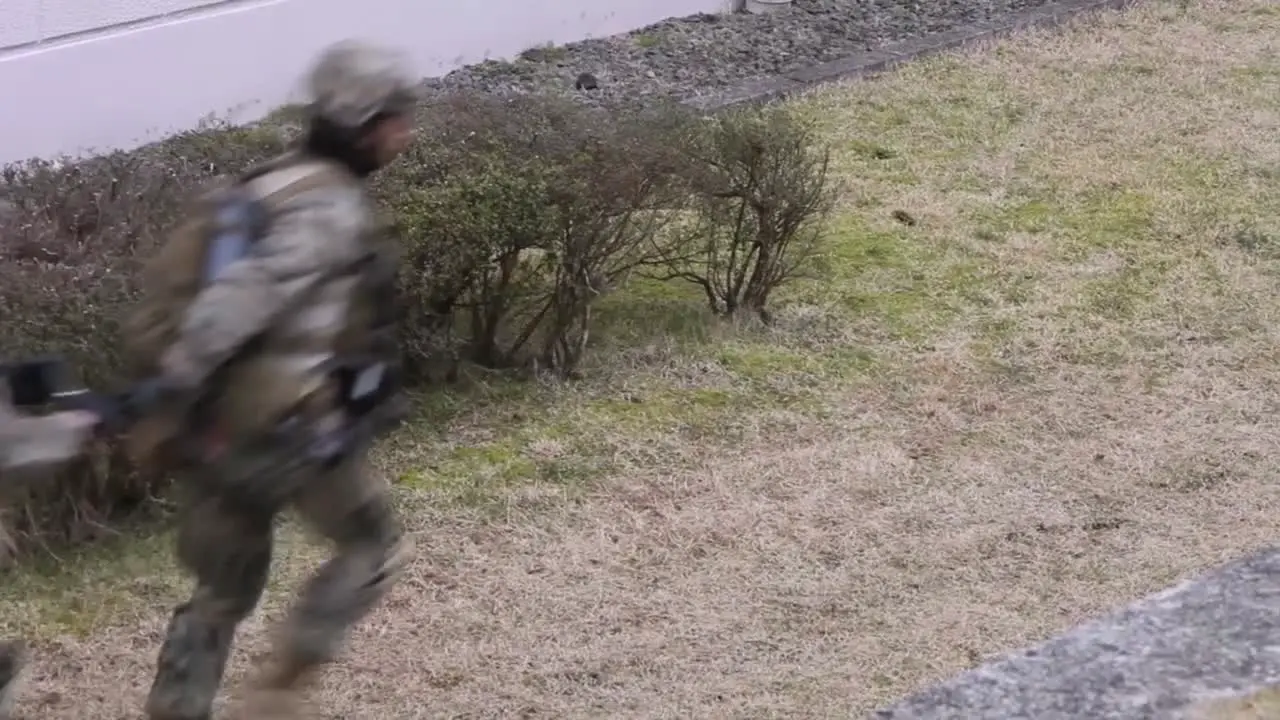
[422,0,1063,106]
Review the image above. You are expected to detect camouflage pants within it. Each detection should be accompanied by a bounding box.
[0,640,23,720]
[144,449,407,720]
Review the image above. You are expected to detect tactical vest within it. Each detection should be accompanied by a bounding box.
[124,153,401,468]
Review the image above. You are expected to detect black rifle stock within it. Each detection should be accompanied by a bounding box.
[1,357,135,432]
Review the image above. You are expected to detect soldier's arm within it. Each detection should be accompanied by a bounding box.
[162,185,368,386]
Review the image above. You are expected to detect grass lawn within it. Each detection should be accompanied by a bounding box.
[7,0,1280,716]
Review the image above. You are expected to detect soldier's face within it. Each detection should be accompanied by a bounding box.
[371,113,414,164]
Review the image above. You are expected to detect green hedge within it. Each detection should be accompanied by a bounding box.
[0,89,836,557]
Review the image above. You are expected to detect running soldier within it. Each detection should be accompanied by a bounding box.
[127,39,419,720]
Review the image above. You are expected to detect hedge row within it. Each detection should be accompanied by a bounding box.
[0,90,838,558]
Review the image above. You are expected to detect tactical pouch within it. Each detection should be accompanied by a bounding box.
[185,359,399,509]
[308,359,402,468]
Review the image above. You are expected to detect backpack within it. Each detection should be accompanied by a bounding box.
[121,154,356,469]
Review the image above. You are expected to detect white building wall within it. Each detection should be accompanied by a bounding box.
[0,0,728,165]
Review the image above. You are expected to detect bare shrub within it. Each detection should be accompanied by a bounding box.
[379,93,565,376]
[387,92,693,378]
[651,104,839,322]
[529,100,694,375]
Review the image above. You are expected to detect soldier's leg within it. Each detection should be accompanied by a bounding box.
[253,452,408,692]
[0,641,26,720]
[146,488,274,720]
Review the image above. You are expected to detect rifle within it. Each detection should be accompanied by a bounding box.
[2,356,403,467]
[1,358,136,433]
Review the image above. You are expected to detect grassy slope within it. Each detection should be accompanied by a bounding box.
[7,1,1280,716]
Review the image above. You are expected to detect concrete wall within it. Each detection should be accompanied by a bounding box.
[0,0,729,165]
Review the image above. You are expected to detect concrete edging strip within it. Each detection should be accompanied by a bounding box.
[871,546,1280,719]
[681,0,1137,111]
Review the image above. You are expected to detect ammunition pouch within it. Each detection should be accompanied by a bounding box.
[305,358,405,467]
[180,358,402,511]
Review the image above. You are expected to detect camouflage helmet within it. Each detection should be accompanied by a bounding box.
[306,39,417,129]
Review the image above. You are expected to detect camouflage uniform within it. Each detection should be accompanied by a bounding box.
[142,40,417,720]
[0,641,20,720]
[0,396,99,719]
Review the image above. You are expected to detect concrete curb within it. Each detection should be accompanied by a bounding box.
[871,547,1280,719]
[681,0,1138,111]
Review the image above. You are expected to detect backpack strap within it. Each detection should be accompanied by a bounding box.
[196,158,355,286]
[203,155,358,271]
[243,155,357,216]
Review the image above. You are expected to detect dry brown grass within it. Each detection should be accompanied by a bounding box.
[7,0,1280,716]
[1194,687,1280,720]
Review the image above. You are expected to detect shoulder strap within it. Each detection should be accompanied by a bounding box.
[211,155,357,256]
[243,155,357,213]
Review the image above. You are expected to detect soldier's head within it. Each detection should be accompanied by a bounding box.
[303,39,418,175]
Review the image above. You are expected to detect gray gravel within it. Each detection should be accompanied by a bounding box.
[422,0,1064,106]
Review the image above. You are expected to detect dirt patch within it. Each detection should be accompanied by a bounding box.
[8,0,1280,717]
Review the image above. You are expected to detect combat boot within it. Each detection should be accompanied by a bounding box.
[233,687,308,720]
[144,601,238,720]
[235,645,317,720]
[0,641,27,720]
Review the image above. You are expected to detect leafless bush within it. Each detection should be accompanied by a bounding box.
[387,92,692,377]
[650,105,838,322]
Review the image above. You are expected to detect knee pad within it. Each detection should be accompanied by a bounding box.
[369,533,412,592]
[334,493,401,548]
[341,533,412,607]
[283,534,413,669]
